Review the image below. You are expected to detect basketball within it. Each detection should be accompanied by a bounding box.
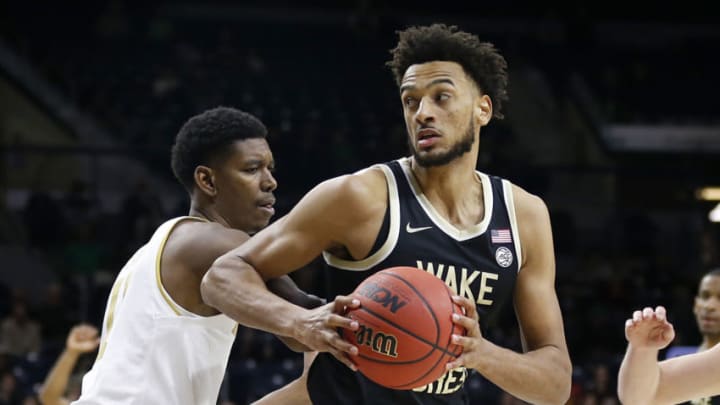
[342,266,465,390]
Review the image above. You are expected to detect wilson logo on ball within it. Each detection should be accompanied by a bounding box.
[357,282,408,313]
[354,325,399,358]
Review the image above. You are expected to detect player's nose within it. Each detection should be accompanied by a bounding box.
[414,98,436,125]
[261,168,277,192]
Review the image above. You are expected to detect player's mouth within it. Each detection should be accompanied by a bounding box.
[257,197,276,216]
[417,128,441,149]
[699,315,719,326]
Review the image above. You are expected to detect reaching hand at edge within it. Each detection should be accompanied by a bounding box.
[625,306,675,350]
[66,324,101,354]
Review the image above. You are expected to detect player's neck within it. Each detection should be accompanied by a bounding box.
[409,153,478,193]
[188,203,230,227]
[409,154,483,227]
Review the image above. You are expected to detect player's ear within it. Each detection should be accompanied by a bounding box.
[474,93,492,128]
[194,166,217,197]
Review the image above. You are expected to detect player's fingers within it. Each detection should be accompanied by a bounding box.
[80,326,99,339]
[642,307,654,319]
[451,333,474,348]
[463,297,479,321]
[327,347,358,371]
[452,296,476,318]
[665,323,676,341]
[327,313,359,331]
[655,306,667,321]
[451,313,478,336]
[632,310,643,323]
[328,332,358,356]
[625,318,634,329]
[445,356,465,370]
[333,295,360,313]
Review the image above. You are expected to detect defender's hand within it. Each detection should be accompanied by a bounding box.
[294,295,360,370]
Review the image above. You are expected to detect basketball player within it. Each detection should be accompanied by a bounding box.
[619,270,720,405]
[202,24,572,404]
[73,107,324,405]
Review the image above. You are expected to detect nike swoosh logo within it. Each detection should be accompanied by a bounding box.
[406,223,432,233]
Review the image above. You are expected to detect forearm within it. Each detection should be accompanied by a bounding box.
[267,276,324,309]
[474,342,571,405]
[617,345,661,405]
[39,349,78,405]
[201,254,307,338]
[267,275,324,352]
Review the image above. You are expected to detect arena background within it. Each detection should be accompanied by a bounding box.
[0,1,719,403]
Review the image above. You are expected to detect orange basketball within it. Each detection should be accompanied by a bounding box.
[342,266,465,390]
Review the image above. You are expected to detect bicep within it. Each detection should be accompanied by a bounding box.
[512,193,567,352]
[234,189,343,280]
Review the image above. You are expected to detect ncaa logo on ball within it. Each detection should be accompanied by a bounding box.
[495,247,513,268]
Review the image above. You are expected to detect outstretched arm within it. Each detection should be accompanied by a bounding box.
[39,324,100,405]
[618,306,720,405]
[617,306,673,405]
[267,275,325,351]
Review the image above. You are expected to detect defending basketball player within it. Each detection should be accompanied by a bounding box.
[202,25,572,404]
[73,107,324,405]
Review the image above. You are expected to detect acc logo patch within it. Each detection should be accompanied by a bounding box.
[495,247,513,268]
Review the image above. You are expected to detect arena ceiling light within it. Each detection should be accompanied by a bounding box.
[710,203,720,223]
[696,187,720,201]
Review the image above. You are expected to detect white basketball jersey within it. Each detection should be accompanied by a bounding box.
[74,217,237,405]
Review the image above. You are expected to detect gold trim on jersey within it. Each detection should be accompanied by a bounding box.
[96,273,125,361]
[322,164,401,271]
[155,216,208,316]
[400,158,493,241]
[502,180,523,273]
[95,247,144,361]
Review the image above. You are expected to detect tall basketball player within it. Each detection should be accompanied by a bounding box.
[73,107,322,405]
[201,25,571,405]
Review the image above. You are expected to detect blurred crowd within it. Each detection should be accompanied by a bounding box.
[1,1,719,404]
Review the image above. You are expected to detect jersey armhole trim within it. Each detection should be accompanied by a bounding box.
[155,216,207,315]
[322,165,400,271]
[502,180,523,274]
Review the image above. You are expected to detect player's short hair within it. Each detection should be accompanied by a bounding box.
[171,106,267,192]
[386,23,509,119]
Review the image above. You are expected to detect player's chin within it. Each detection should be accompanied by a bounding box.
[252,217,272,232]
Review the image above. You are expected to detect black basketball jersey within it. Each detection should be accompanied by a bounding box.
[683,396,720,405]
[307,158,522,405]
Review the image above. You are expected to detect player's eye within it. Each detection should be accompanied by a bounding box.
[404,97,417,108]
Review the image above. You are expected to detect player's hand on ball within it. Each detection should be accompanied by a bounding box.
[446,295,483,371]
[625,306,675,350]
[295,295,360,370]
[66,324,100,354]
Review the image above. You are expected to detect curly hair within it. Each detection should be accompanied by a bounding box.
[387,24,509,119]
[171,106,267,192]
